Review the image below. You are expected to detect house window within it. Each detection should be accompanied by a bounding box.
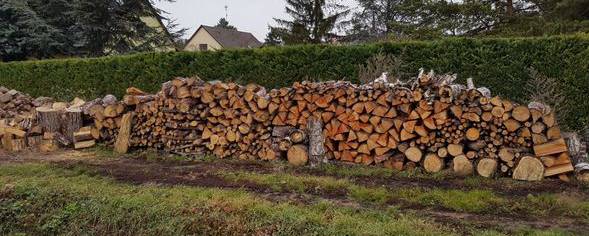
[199,44,208,51]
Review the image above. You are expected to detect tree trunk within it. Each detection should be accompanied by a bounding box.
[36,107,62,133]
[306,118,325,167]
[62,108,83,143]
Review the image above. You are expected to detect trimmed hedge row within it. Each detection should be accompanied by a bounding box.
[0,36,588,129]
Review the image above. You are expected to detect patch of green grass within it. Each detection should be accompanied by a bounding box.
[217,170,589,221]
[308,163,455,180]
[222,171,350,193]
[474,229,573,236]
[311,164,396,178]
[85,144,120,159]
[397,188,502,213]
[512,228,574,236]
[0,163,454,236]
[219,170,502,211]
[348,186,391,205]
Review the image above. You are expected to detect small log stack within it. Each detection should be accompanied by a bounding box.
[0,89,96,152]
[0,87,36,119]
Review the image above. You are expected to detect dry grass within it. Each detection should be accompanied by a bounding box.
[357,53,403,84]
[525,68,570,129]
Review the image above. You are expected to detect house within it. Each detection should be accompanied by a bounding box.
[184,26,262,51]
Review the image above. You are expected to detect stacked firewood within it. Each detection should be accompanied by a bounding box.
[87,71,575,180]
[85,94,128,143]
[0,87,36,119]
[0,72,573,181]
[0,87,48,151]
[123,78,277,160]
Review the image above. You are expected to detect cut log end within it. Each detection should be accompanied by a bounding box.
[287,145,309,167]
[512,156,545,181]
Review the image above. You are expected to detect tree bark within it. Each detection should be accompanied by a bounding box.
[62,108,83,143]
[36,107,62,133]
[306,118,325,167]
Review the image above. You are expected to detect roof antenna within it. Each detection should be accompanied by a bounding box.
[224,5,228,20]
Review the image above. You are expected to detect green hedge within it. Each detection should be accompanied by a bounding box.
[0,36,588,129]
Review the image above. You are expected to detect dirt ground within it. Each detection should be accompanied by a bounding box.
[1,149,588,235]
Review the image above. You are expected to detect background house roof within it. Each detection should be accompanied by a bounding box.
[196,26,263,49]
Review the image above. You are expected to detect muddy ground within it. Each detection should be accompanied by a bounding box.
[1,149,588,235]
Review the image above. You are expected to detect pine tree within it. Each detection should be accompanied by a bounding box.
[349,0,396,41]
[0,0,65,61]
[264,27,284,46]
[0,0,186,61]
[216,17,237,30]
[270,0,349,44]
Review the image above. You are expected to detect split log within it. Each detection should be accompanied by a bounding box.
[544,164,574,177]
[477,158,498,178]
[39,139,58,152]
[287,145,308,166]
[74,140,95,149]
[114,112,135,154]
[5,127,26,138]
[533,138,568,156]
[453,155,474,176]
[405,147,423,162]
[73,129,94,143]
[423,153,444,173]
[512,156,544,181]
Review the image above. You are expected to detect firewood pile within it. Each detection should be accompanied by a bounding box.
[0,87,39,119]
[0,68,577,181]
[0,90,96,152]
[94,70,575,181]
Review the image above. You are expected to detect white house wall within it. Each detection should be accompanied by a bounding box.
[184,29,223,51]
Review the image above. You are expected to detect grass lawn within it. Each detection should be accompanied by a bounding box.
[0,149,587,235]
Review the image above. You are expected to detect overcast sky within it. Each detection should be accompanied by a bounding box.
[154,0,358,41]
